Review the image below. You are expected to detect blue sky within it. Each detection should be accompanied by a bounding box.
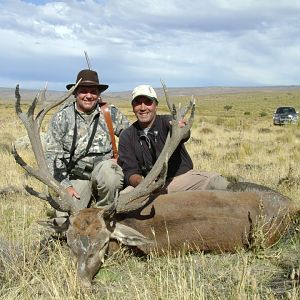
[0,0,299,92]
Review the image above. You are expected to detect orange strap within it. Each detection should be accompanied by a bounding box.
[100,102,118,159]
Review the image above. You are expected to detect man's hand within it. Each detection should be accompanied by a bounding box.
[169,118,190,141]
[169,118,187,128]
[129,174,144,187]
[66,186,80,199]
[110,158,118,164]
[178,118,187,128]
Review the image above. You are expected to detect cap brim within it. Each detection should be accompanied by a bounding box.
[131,95,158,103]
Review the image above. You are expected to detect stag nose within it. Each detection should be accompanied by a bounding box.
[81,236,89,247]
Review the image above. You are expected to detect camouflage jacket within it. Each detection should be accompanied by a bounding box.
[45,101,130,188]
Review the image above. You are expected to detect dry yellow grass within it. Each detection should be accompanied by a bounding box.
[1,88,300,299]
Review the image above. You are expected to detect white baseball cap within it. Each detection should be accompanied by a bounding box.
[131,85,158,103]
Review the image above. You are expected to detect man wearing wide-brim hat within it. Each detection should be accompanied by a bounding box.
[45,69,130,215]
[66,69,109,93]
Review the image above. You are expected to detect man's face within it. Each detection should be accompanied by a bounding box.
[132,96,157,128]
[75,86,100,113]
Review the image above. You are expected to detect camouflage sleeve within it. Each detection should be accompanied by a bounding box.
[45,111,72,189]
[110,105,130,137]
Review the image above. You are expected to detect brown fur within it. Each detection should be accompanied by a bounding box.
[70,208,105,237]
[117,190,296,254]
[65,189,296,287]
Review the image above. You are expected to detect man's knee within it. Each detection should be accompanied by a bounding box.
[91,161,124,207]
[104,165,123,188]
[92,160,124,189]
[207,175,229,190]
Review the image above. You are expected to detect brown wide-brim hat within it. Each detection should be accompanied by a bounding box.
[66,69,109,93]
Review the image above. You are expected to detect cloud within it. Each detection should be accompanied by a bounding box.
[0,0,299,91]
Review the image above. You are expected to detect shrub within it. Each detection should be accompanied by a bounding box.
[201,151,213,159]
[200,127,213,134]
[215,117,225,126]
[258,128,271,133]
[224,105,233,111]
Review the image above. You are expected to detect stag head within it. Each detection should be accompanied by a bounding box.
[66,207,153,287]
[13,82,195,287]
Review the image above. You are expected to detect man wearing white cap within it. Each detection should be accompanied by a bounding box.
[118,84,229,192]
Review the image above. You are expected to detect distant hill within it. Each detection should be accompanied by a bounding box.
[1,85,300,102]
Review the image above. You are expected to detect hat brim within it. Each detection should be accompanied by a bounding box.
[66,83,109,93]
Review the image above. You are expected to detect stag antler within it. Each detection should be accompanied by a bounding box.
[115,81,195,213]
[12,83,81,213]
[12,81,194,215]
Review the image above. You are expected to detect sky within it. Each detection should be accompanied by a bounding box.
[0,0,300,92]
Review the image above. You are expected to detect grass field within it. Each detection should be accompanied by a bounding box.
[1,87,300,299]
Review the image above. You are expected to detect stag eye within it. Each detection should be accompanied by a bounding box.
[102,240,109,247]
[100,238,110,249]
[88,253,94,260]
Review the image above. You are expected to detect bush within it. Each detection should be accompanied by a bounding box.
[260,112,267,117]
[214,117,225,126]
[224,105,233,111]
[258,128,271,133]
[200,127,213,134]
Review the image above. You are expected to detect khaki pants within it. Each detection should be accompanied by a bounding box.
[121,169,229,194]
[56,160,123,218]
[165,170,229,193]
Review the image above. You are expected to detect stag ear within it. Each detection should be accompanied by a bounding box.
[37,217,69,234]
[102,202,117,221]
[111,223,153,246]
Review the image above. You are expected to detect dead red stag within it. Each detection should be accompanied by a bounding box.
[12,83,297,288]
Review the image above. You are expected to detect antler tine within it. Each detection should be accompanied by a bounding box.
[161,80,195,123]
[15,85,22,114]
[12,143,65,199]
[161,80,173,115]
[24,186,67,211]
[38,82,47,109]
[35,80,81,129]
[179,95,195,120]
[27,93,39,120]
[115,83,195,214]
[182,96,195,127]
[13,85,80,213]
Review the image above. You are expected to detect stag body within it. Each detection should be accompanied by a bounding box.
[116,190,295,254]
[65,188,295,287]
[68,189,295,257]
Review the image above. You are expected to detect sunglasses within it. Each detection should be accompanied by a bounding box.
[132,97,155,106]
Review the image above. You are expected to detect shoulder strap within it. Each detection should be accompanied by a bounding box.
[68,103,78,170]
[100,102,118,159]
[68,103,100,171]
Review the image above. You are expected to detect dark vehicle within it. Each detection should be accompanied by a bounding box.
[273,106,298,125]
